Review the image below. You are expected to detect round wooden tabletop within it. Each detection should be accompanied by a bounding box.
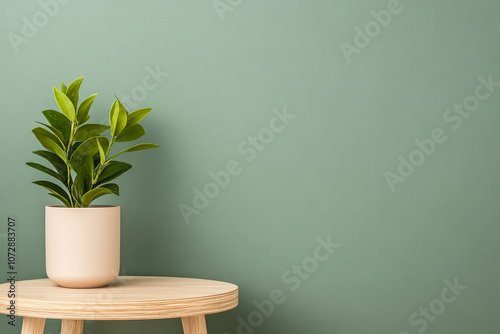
[0,276,238,320]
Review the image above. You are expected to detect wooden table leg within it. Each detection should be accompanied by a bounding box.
[21,317,46,334]
[61,319,84,334]
[181,315,207,334]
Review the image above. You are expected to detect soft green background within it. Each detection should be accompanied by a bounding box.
[1,0,499,333]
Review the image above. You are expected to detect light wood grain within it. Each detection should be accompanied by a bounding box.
[61,319,84,334]
[182,315,207,334]
[0,276,238,320]
[21,317,45,334]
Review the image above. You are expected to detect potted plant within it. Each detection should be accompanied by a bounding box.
[27,77,160,288]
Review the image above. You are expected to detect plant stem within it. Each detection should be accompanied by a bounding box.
[92,138,114,187]
[66,122,76,207]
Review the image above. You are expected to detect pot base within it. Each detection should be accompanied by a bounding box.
[49,274,118,289]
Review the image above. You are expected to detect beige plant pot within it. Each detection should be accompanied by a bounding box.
[45,205,120,288]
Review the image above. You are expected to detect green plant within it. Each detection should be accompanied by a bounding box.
[27,76,160,207]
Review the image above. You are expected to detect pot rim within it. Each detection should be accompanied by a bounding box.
[46,205,119,209]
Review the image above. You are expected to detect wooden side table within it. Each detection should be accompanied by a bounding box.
[0,276,238,334]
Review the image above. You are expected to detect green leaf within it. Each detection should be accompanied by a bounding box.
[33,181,71,206]
[96,136,109,166]
[81,187,113,207]
[26,162,65,184]
[97,141,105,166]
[113,94,129,115]
[71,137,100,161]
[121,143,160,152]
[107,143,160,163]
[109,99,127,137]
[115,123,144,142]
[76,93,97,125]
[53,86,76,121]
[93,154,101,169]
[65,76,84,109]
[48,193,71,207]
[32,150,67,181]
[96,161,132,186]
[74,124,110,142]
[71,175,85,206]
[101,183,119,195]
[34,122,66,148]
[60,82,67,94]
[68,141,82,157]
[127,108,151,126]
[32,127,67,161]
[68,154,94,191]
[42,109,71,143]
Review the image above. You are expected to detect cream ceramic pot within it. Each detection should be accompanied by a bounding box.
[45,205,120,288]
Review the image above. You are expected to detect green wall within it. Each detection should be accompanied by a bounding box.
[1,0,499,333]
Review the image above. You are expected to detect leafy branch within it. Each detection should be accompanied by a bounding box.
[27,77,160,207]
